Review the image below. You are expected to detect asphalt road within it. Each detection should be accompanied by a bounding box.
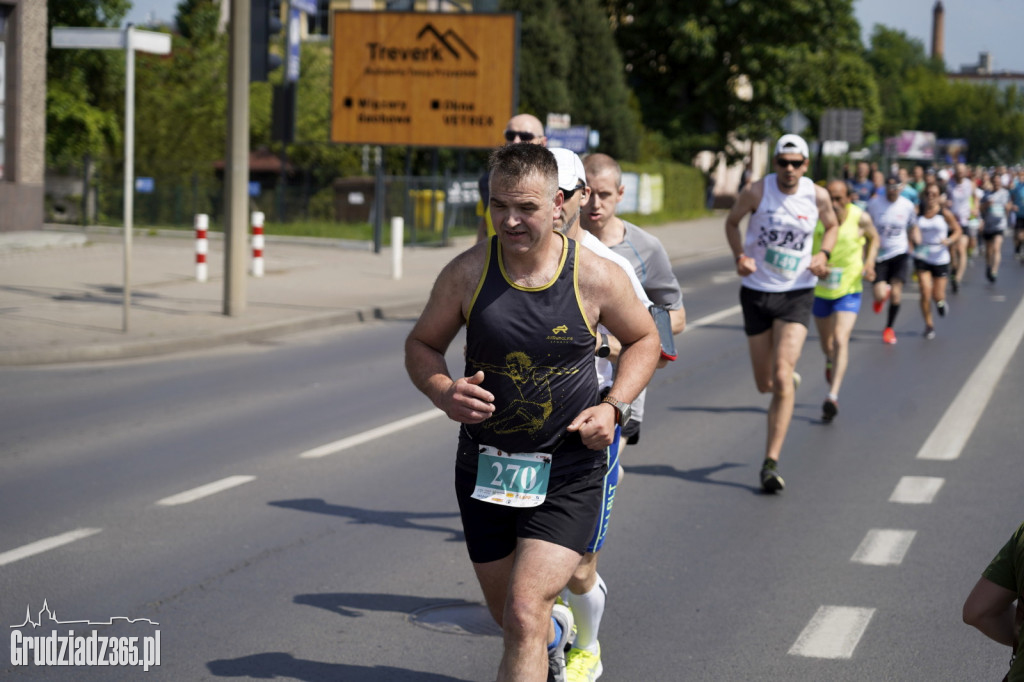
[2,249,1023,680]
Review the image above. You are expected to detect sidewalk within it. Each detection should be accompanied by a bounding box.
[0,215,729,366]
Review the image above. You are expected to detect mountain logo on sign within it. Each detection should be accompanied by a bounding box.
[417,24,478,61]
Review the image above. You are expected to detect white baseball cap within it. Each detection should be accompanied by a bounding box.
[774,134,809,159]
[551,147,587,191]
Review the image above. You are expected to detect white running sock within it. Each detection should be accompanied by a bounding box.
[565,573,606,652]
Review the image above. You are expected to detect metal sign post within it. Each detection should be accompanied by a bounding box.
[51,26,172,332]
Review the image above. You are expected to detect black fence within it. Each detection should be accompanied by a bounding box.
[45,161,484,247]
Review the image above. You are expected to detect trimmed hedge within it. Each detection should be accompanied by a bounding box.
[619,160,710,225]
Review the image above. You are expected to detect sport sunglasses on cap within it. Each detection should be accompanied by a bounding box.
[504,130,537,142]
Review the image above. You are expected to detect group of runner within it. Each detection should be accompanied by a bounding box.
[409,118,687,681]
[406,128,1020,680]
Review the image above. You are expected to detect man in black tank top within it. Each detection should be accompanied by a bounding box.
[406,144,660,682]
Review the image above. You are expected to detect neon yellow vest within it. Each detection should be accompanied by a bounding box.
[813,203,865,299]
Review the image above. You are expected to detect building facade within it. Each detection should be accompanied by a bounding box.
[0,0,45,232]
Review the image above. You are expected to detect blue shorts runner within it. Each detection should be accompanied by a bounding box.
[812,292,862,318]
[586,425,621,553]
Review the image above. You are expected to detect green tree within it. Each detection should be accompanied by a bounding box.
[46,0,130,167]
[500,0,572,119]
[561,0,642,159]
[865,25,941,137]
[609,0,868,162]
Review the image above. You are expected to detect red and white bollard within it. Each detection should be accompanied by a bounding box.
[251,211,265,277]
[195,213,209,282]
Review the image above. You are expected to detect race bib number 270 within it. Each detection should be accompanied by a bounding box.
[472,446,551,508]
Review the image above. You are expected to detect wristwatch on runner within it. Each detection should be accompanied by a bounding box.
[601,395,632,426]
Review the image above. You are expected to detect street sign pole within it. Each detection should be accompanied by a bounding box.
[123,26,134,332]
[50,25,171,332]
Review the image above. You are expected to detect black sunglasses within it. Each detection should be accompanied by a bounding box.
[504,130,537,142]
[775,158,805,169]
[561,184,586,200]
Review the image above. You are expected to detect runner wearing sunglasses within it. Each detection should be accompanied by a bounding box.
[725,134,838,492]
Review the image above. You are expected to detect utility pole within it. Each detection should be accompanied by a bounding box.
[224,0,251,316]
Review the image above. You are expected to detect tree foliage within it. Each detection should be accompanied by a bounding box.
[608,0,875,162]
[46,0,130,167]
[864,27,1024,163]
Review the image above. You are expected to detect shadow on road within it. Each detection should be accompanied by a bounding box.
[623,461,763,494]
[293,592,475,620]
[268,498,464,543]
[207,652,466,681]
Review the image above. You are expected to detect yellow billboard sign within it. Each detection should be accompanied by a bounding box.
[331,11,518,148]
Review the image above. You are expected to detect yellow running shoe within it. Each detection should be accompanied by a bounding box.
[565,643,603,681]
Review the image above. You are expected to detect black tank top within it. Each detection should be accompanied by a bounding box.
[460,234,601,473]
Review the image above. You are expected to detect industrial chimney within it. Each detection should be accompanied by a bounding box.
[932,1,945,61]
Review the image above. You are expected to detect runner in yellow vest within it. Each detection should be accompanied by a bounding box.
[811,180,880,422]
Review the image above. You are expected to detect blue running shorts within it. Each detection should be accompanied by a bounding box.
[812,291,862,318]
[585,425,621,553]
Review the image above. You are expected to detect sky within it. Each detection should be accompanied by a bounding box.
[122,0,1024,74]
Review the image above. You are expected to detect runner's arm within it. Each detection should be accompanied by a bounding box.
[725,182,762,276]
[405,253,496,423]
[859,211,880,281]
[810,185,839,277]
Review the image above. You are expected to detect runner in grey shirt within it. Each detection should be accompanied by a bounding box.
[582,152,686,442]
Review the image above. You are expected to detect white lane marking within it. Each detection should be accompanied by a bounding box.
[889,476,944,504]
[916,292,1024,460]
[300,408,446,459]
[788,605,876,659]
[684,304,742,331]
[850,529,917,566]
[156,475,256,506]
[0,528,103,567]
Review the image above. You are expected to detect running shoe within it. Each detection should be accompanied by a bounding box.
[565,644,603,682]
[792,371,802,391]
[760,459,785,493]
[822,398,838,423]
[924,326,936,340]
[548,604,575,682]
[986,267,995,283]
[937,300,947,317]
[951,277,960,293]
[882,327,897,345]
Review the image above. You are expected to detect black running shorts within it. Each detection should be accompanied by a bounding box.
[874,253,909,284]
[454,454,606,564]
[739,286,814,337]
[913,259,950,279]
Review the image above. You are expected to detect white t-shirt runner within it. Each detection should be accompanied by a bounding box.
[742,175,819,292]
[914,212,952,266]
[868,194,916,262]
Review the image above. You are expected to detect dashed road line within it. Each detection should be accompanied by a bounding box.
[156,475,256,506]
[683,304,742,331]
[299,408,445,459]
[788,605,876,659]
[889,476,944,504]
[0,528,103,567]
[850,529,917,566]
[916,290,1024,461]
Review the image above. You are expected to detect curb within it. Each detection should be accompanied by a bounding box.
[0,299,428,367]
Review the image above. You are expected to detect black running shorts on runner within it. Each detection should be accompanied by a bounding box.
[913,259,950,279]
[454,457,606,564]
[874,253,909,284]
[739,286,814,336]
